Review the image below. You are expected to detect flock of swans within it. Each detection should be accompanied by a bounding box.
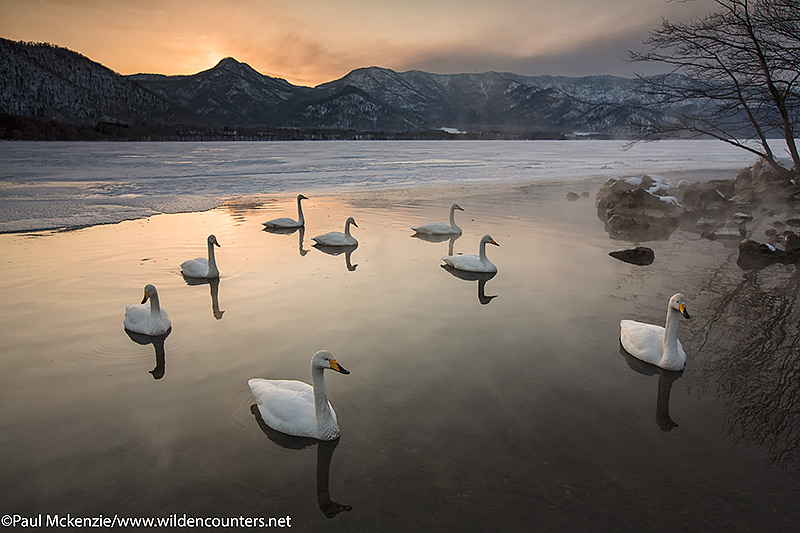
[123,195,691,442]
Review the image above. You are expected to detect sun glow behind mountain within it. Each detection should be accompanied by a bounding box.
[1,0,716,87]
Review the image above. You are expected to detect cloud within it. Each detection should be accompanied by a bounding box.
[0,0,721,85]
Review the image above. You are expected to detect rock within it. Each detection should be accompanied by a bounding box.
[702,227,745,240]
[596,176,682,241]
[566,191,581,201]
[680,181,733,212]
[609,246,655,266]
[785,233,800,252]
[737,239,780,270]
[786,218,800,228]
[581,192,589,198]
[737,238,800,270]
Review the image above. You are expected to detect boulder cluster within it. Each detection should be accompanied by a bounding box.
[595,160,800,270]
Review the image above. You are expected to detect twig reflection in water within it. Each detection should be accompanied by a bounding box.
[693,264,800,474]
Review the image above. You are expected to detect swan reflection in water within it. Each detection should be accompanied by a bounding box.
[263,225,310,257]
[440,266,498,305]
[619,344,683,432]
[411,232,461,256]
[182,275,225,320]
[124,329,170,380]
[250,405,352,518]
[314,243,358,271]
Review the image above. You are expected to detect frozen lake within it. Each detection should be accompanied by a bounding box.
[0,140,798,531]
[0,139,761,233]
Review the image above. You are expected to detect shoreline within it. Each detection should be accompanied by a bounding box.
[1,167,743,236]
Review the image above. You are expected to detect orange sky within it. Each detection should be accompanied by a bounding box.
[0,0,715,87]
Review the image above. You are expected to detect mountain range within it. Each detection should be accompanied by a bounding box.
[0,37,677,140]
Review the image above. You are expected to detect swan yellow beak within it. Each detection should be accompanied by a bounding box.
[329,359,350,375]
[141,291,151,304]
[490,238,500,246]
[679,304,691,319]
[213,237,221,247]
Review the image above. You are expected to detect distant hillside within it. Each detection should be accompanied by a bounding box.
[0,38,192,126]
[0,37,682,139]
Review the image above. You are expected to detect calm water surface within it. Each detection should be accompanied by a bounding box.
[0,180,798,531]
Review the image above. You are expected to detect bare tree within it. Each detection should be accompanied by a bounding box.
[630,0,800,178]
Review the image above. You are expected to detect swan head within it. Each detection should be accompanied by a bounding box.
[669,293,691,319]
[312,350,350,375]
[141,284,158,304]
[207,234,221,247]
[481,234,500,247]
[451,203,464,212]
[297,194,308,201]
[345,217,358,228]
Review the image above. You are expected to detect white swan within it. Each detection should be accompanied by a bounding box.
[124,284,172,336]
[442,234,499,273]
[412,203,464,235]
[181,234,221,278]
[248,350,351,441]
[263,194,308,229]
[313,217,358,247]
[620,293,691,371]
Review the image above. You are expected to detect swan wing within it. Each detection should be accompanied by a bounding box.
[124,303,170,335]
[181,257,209,277]
[263,217,300,228]
[412,222,459,235]
[313,232,356,247]
[124,303,150,333]
[442,253,495,273]
[620,320,665,366]
[248,379,327,439]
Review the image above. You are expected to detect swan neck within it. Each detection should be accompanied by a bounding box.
[449,207,460,231]
[311,367,337,437]
[661,307,681,363]
[149,292,163,320]
[479,240,488,263]
[207,240,217,268]
[344,220,352,238]
[297,197,305,224]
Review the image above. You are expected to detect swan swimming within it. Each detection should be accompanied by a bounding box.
[248,350,351,441]
[181,234,221,278]
[263,194,308,229]
[312,217,358,247]
[412,203,464,235]
[620,293,691,371]
[442,234,499,273]
[124,284,172,336]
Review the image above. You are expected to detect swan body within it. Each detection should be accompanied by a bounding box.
[124,284,172,336]
[313,217,358,247]
[412,203,464,235]
[181,234,221,278]
[249,351,350,441]
[620,293,691,371]
[263,194,308,229]
[442,234,499,273]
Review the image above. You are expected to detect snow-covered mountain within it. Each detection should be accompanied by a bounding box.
[1,38,673,137]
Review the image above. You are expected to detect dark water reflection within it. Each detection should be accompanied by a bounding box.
[619,345,683,432]
[313,243,358,271]
[124,329,170,380]
[263,225,310,257]
[0,181,798,531]
[691,264,800,473]
[182,275,225,319]
[250,405,353,519]
[441,266,498,305]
